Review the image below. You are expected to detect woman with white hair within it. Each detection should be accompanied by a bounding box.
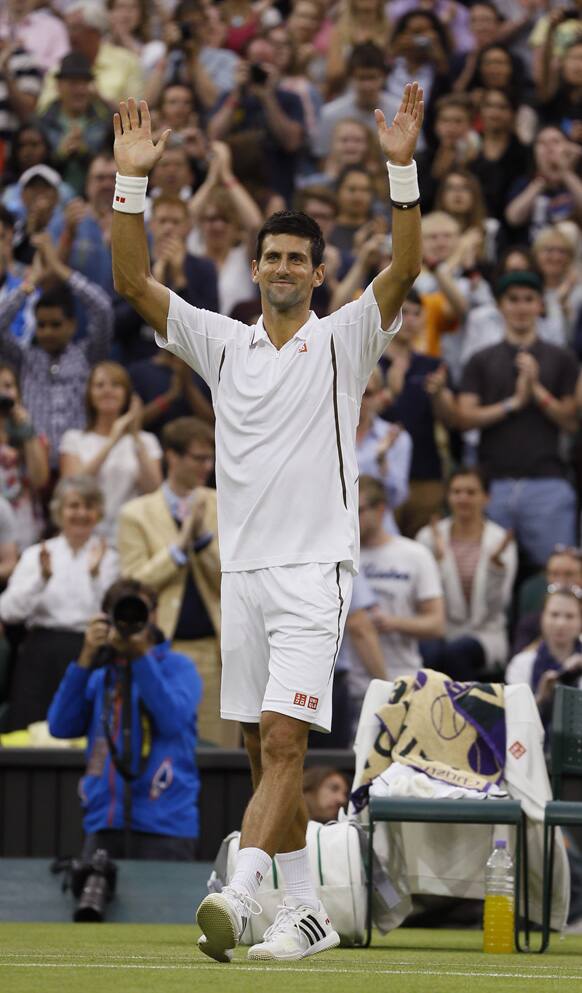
[0,474,119,730]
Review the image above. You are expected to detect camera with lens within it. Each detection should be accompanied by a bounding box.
[91,591,151,668]
[70,848,117,922]
[109,593,150,638]
[0,394,15,415]
[250,62,269,85]
[180,21,194,42]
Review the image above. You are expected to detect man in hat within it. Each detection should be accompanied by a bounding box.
[39,52,110,196]
[38,0,144,113]
[458,270,580,567]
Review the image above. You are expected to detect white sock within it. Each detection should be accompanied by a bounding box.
[230,846,272,899]
[276,847,319,910]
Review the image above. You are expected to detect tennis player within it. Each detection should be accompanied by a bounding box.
[111,83,423,963]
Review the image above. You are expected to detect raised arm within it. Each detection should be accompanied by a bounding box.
[111,99,172,339]
[372,84,423,329]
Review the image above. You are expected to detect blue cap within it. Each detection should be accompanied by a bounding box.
[495,840,507,848]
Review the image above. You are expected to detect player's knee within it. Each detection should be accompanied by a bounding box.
[260,716,307,770]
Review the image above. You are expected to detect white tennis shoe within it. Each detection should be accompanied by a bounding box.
[196,886,261,963]
[247,900,340,960]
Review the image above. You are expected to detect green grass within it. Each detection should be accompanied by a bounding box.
[2,923,582,993]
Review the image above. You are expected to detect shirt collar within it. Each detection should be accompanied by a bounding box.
[251,310,316,347]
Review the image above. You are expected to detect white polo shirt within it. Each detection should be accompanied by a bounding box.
[155,284,400,572]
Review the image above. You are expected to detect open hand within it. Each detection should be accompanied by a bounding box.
[430,514,446,562]
[375,82,424,165]
[39,542,52,582]
[87,537,108,578]
[490,529,514,568]
[113,98,171,177]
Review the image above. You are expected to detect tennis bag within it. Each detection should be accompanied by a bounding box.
[207,819,367,946]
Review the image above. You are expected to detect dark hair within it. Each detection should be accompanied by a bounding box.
[469,43,524,99]
[335,164,372,192]
[161,81,194,104]
[472,0,502,15]
[175,0,204,18]
[303,765,349,795]
[0,362,20,395]
[348,42,386,75]
[447,464,490,494]
[0,205,15,230]
[434,167,487,229]
[5,124,52,184]
[435,93,473,119]
[102,577,158,614]
[161,415,215,454]
[391,9,452,57]
[481,86,519,113]
[35,284,75,319]
[297,185,338,214]
[405,288,422,307]
[255,210,325,268]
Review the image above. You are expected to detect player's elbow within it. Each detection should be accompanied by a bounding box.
[113,269,147,302]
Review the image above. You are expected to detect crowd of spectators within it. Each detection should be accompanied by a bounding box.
[2,0,582,772]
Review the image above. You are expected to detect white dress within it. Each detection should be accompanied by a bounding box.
[59,430,162,546]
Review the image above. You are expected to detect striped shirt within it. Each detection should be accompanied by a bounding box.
[0,270,113,466]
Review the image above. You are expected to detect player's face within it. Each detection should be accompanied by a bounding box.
[253,234,325,312]
[498,288,543,334]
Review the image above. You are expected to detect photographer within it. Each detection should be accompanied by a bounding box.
[207,35,305,205]
[48,578,202,861]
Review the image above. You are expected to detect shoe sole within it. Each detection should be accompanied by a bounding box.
[196,896,238,963]
[247,930,340,961]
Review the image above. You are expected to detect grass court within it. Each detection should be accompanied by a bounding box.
[2,922,582,993]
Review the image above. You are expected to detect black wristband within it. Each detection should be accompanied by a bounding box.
[390,198,421,211]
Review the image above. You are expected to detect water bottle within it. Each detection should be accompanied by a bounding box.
[483,839,515,953]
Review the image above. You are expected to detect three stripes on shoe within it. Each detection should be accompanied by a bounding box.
[296,914,327,946]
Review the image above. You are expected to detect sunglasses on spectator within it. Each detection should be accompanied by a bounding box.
[547,583,582,598]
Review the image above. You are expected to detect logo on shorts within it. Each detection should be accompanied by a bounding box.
[298,342,308,353]
[509,740,527,760]
[308,696,319,710]
[294,692,307,706]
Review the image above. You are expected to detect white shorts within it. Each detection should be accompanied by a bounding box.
[220,562,353,733]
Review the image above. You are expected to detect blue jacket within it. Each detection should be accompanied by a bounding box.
[48,642,202,838]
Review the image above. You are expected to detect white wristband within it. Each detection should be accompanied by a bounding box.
[112,172,148,213]
[386,160,419,206]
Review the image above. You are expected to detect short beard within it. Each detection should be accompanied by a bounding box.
[265,285,306,311]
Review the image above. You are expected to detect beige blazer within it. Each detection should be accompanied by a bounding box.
[117,487,221,639]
